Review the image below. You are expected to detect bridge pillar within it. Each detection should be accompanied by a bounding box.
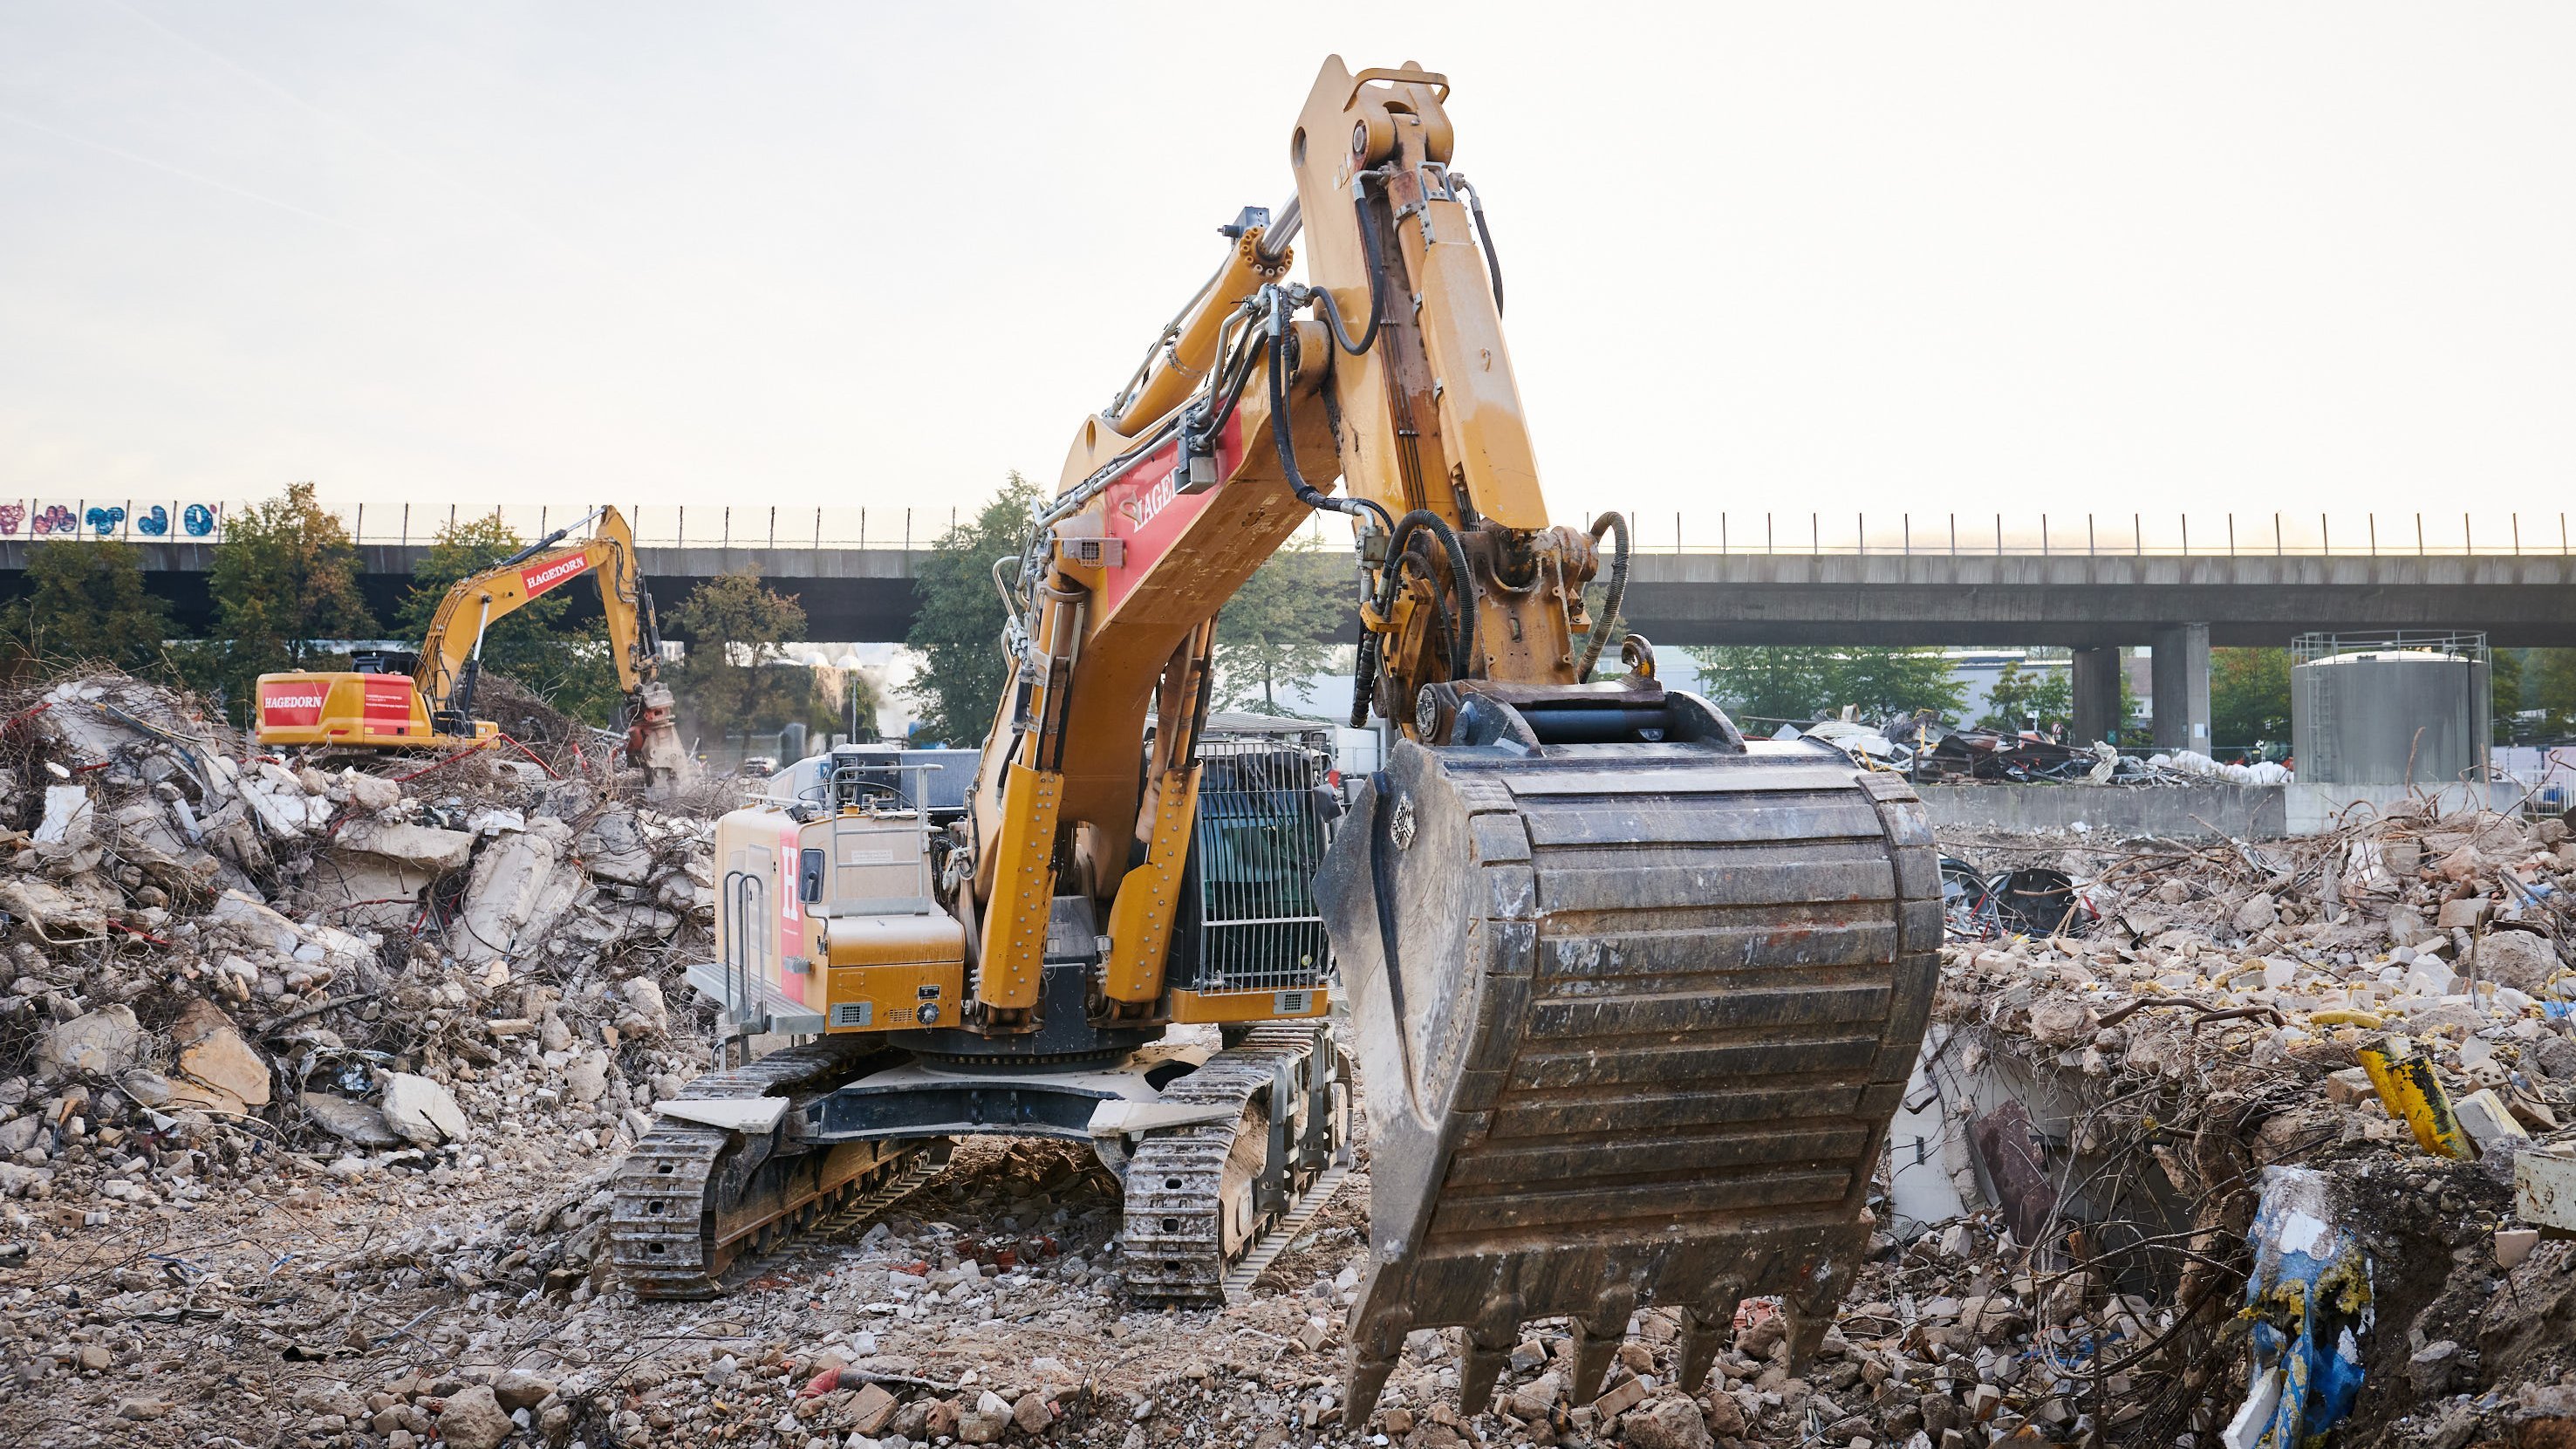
[2071,646,2123,745]
[2150,624,2211,753]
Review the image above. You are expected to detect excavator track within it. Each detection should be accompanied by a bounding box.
[1321,733,1939,1421]
[612,1038,932,1299]
[1122,1023,1350,1306]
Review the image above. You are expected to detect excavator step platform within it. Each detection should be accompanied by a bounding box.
[1319,727,1938,1421]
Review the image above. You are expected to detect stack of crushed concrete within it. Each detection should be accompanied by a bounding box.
[1890,802,2576,1449]
[0,672,729,1432]
[9,667,2576,1449]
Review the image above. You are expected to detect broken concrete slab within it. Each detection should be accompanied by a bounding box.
[456,817,583,955]
[299,1090,399,1147]
[166,1000,270,1117]
[34,1005,144,1080]
[380,1071,470,1146]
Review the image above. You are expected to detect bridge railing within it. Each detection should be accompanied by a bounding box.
[5,501,2570,558]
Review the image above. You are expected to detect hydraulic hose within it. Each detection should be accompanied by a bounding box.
[1381,508,1479,688]
[1267,327,1393,535]
[1308,175,1389,356]
[1575,510,1629,683]
[1447,173,1505,316]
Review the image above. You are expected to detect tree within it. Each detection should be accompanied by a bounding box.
[1822,648,1969,721]
[905,475,1042,746]
[1,541,170,671]
[201,483,373,720]
[1689,647,1833,725]
[395,512,625,723]
[1689,646,1965,727]
[666,568,814,745]
[1215,537,1348,714]
[2491,647,2527,742]
[2532,650,2576,737]
[2210,648,2292,748]
[1975,660,2074,733]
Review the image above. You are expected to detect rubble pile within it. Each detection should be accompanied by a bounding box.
[1889,803,2576,1449]
[3,666,2574,1449]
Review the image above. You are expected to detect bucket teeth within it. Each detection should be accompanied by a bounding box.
[1676,1306,1726,1396]
[1455,1337,1511,1418]
[1316,736,1940,1424]
[1568,1292,1633,1405]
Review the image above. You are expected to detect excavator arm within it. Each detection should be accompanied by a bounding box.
[958,58,1938,1420]
[413,507,663,734]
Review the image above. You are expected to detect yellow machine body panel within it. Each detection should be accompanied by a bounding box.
[1167,986,1329,1025]
[251,672,492,749]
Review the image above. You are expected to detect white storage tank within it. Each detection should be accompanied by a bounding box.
[2290,636,2490,786]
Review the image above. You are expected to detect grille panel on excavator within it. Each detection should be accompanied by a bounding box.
[1319,734,1938,1421]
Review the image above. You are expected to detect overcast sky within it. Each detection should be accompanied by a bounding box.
[3,3,2570,535]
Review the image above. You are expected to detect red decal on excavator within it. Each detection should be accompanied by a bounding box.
[1100,413,1246,616]
[520,553,591,598]
[363,675,414,727]
[258,681,329,728]
[777,822,806,1002]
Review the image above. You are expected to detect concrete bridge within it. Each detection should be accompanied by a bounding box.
[8,523,2573,754]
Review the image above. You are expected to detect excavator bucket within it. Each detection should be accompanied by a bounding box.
[1317,714,1938,1421]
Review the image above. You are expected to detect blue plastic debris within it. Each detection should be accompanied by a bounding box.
[2225,1165,2373,1449]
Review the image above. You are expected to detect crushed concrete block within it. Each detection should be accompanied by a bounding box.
[2474,931,2559,994]
[167,1000,269,1116]
[2495,1227,2539,1270]
[457,817,581,954]
[381,1072,470,1146]
[2456,1089,2529,1155]
[34,1005,143,1081]
[342,770,402,813]
[301,1091,399,1146]
[2436,897,2491,930]
[334,821,475,873]
[2233,893,2279,933]
[2325,1067,2376,1105]
[0,877,112,937]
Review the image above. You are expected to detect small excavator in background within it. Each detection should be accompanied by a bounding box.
[251,505,691,788]
[614,58,1937,1424]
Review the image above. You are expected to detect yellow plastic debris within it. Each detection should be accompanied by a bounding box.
[2356,1035,2477,1161]
[2309,1009,2386,1029]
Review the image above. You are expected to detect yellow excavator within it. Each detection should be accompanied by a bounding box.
[615,58,1937,1423]
[252,505,690,787]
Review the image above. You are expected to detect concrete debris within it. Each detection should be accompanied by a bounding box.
[3,666,2573,1449]
[301,1089,400,1145]
[380,1071,472,1146]
[166,998,270,1116]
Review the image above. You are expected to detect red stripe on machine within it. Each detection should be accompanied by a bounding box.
[520,555,591,598]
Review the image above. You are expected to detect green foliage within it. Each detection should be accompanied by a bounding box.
[202,483,373,721]
[1975,660,2074,733]
[2492,648,2530,742]
[1,541,170,672]
[1215,537,1348,715]
[666,568,821,744]
[2210,648,2292,747]
[1688,646,1965,726]
[396,512,625,724]
[2532,650,2576,737]
[904,475,1042,747]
